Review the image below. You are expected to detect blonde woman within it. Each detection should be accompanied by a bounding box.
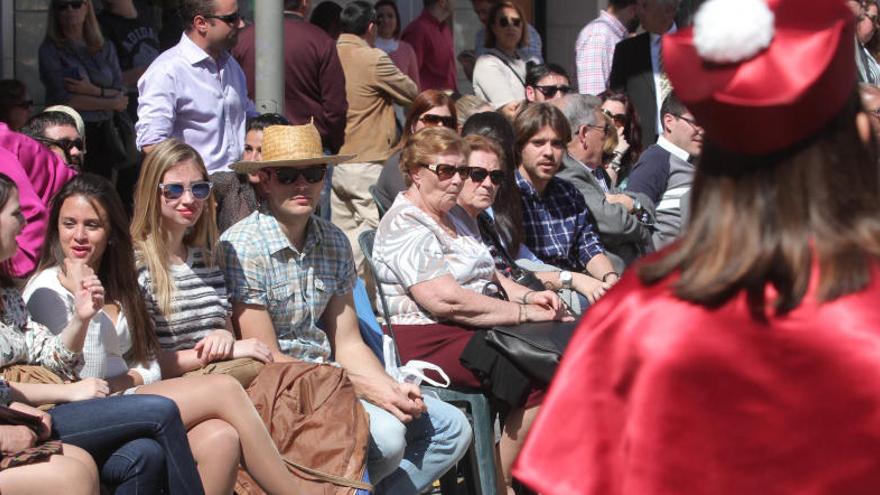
[38,0,128,177]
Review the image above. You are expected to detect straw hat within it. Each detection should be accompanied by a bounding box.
[230,123,355,174]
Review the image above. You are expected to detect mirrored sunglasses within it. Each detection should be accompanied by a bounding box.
[158,181,213,200]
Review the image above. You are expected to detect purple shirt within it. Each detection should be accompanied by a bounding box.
[136,33,257,173]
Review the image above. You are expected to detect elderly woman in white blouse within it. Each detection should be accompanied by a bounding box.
[372,126,568,493]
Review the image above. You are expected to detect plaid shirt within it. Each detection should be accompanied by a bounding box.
[219,210,356,363]
[517,171,605,272]
[576,11,627,95]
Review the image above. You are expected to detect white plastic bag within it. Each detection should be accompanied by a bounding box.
[383,335,450,387]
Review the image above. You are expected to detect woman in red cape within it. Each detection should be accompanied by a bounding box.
[513,0,880,493]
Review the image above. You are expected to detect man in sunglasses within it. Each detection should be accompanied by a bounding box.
[515,103,621,288]
[136,0,256,174]
[220,124,471,493]
[626,93,703,250]
[556,94,653,271]
[524,63,573,104]
[20,110,85,171]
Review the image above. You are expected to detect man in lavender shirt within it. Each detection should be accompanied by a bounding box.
[136,0,256,174]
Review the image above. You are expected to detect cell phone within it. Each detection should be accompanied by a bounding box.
[62,67,81,80]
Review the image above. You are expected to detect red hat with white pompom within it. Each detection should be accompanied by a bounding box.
[662,0,855,155]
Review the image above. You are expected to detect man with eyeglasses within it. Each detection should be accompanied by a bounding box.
[515,103,620,289]
[556,94,653,271]
[626,93,703,250]
[524,63,573,104]
[136,0,256,175]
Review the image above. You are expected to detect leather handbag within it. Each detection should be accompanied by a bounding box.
[485,321,578,384]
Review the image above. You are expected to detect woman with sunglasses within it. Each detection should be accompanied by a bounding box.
[374,0,420,90]
[39,0,129,178]
[374,89,457,211]
[0,80,33,132]
[598,90,643,186]
[472,1,529,119]
[373,127,569,494]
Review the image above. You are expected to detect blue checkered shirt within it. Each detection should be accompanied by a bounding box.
[516,170,605,272]
[219,210,356,363]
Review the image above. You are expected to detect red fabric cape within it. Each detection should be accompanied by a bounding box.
[513,262,880,494]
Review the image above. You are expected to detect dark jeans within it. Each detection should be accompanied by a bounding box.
[50,394,204,495]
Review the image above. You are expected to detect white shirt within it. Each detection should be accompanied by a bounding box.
[657,135,690,162]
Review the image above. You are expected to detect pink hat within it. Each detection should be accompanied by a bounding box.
[663,0,856,155]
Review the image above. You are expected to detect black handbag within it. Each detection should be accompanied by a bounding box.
[477,213,546,291]
[484,321,578,384]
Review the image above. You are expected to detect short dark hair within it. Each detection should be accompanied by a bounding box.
[180,0,216,30]
[660,93,688,120]
[514,103,572,153]
[0,79,27,124]
[609,0,637,8]
[525,62,570,87]
[19,111,77,140]
[340,1,375,36]
[246,113,290,134]
[375,0,403,38]
[423,0,442,6]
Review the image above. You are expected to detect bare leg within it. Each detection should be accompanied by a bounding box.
[138,374,303,494]
[188,419,241,495]
[0,443,99,495]
[499,406,540,495]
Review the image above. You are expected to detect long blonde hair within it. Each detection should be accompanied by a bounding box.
[45,0,105,54]
[130,139,219,318]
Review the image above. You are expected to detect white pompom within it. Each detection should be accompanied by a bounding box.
[693,0,775,64]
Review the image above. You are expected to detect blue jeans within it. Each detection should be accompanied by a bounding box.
[50,394,204,495]
[362,395,472,494]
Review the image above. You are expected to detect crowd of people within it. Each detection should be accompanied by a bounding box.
[0,0,878,493]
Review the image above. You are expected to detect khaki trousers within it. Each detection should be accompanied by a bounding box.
[331,161,384,289]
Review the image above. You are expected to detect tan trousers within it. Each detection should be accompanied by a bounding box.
[331,161,384,288]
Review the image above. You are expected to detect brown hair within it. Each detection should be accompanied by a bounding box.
[375,0,403,38]
[464,134,506,168]
[402,90,457,141]
[639,92,880,319]
[485,1,529,49]
[400,127,470,187]
[514,102,572,154]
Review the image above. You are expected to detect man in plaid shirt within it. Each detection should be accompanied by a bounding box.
[576,0,639,95]
[514,103,620,285]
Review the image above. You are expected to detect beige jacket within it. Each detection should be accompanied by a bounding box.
[336,34,418,163]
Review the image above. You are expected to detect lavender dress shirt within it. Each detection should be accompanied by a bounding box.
[136,33,256,173]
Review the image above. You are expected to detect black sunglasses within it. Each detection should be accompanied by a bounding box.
[205,10,242,25]
[35,136,84,153]
[468,168,504,185]
[498,15,522,28]
[603,109,627,127]
[420,163,470,181]
[419,113,456,129]
[269,166,327,185]
[158,181,213,200]
[534,85,572,98]
[53,0,84,10]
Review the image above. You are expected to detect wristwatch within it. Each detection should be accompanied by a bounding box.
[559,270,573,290]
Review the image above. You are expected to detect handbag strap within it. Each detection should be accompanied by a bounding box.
[485,51,526,89]
[478,212,530,282]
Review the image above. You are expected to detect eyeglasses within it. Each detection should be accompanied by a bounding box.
[35,136,84,153]
[533,85,572,98]
[419,113,456,129]
[205,10,242,25]
[584,124,609,135]
[673,113,703,132]
[602,109,627,127]
[467,167,505,185]
[158,181,213,200]
[420,162,471,180]
[268,166,327,185]
[497,16,522,28]
[53,0,84,10]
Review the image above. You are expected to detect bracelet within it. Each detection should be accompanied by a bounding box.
[520,290,535,304]
[517,304,525,324]
[602,271,620,283]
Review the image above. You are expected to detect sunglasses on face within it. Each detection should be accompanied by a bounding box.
[35,136,84,153]
[419,113,456,129]
[534,85,572,98]
[420,162,470,181]
[468,167,505,185]
[268,166,327,185]
[205,10,242,25]
[603,109,627,127]
[53,0,84,10]
[158,181,213,200]
[15,100,33,109]
[498,15,522,28]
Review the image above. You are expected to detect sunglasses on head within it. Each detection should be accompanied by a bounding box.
[498,15,522,28]
[53,0,84,10]
[534,85,572,98]
[268,166,327,185]
[419,113,456,129]
[467,167,504,185]
[158,181,213,200]
[420,162,470,181]
[602,108,627,127]
[205,10,242,25]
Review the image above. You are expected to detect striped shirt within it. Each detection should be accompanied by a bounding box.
[576,11,628,95]
[137,247,231,351]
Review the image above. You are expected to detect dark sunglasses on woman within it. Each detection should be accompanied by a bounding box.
[158,181,213,200]
[419,114,456,129]
[268,166,327,185]
[498,16,522,28]
[53,0,84,10]
[468,168,505,185]
[420,163,471,181]
[603,108,627,127]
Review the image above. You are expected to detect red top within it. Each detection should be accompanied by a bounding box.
[514,259,880,494]
[400,10,457,92]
